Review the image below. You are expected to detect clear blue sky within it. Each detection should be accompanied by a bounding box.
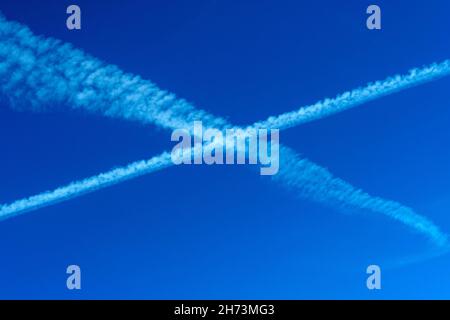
[0,0,450,299]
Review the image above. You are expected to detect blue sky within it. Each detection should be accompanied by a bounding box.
[0,0,450,299]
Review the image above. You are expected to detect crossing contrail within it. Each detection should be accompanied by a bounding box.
[0,12,447,248]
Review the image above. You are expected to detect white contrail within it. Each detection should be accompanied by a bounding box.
[0,13,226,131]
[253,60,450,130]
[0,13,447,247]
[0,152,173,221]
[274,146,448,247]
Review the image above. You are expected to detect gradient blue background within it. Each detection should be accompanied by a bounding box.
[0,0,450,299]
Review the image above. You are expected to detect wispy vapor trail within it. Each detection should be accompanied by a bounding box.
[0,13,226,131]
[0,152,173,221]
[253,60,450,130]
[0,13,447,247]
[275,146,448,247]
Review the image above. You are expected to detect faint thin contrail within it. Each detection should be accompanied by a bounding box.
[0,13,447,247]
